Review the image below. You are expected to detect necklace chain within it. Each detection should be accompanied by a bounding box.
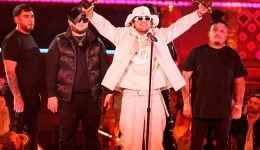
[72,34,86,46]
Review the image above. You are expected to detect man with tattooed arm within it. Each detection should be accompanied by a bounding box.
[1,4,41,150]
[181,20,248,150]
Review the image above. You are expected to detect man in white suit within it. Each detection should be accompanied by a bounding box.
[85,4,208,150]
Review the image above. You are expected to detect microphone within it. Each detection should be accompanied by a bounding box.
[147,32,158,42]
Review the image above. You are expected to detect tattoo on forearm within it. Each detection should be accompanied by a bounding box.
[235,77,245,105]
[6,70,22,98]
[182,72,192,104]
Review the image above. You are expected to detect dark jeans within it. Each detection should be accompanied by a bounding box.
[190,117,231,150]
[161,89,176,150]
[58,93,101,150]
[2,87,40,150]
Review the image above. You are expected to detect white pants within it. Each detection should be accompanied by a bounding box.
[119,89,166,150]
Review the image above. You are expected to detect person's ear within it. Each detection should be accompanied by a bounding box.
[14,16,19,24]
[68,19,73,26]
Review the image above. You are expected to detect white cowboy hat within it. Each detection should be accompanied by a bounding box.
[124,6,159,27]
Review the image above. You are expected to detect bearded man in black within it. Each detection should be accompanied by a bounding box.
[46,6,109,150]
[1,4,41,150]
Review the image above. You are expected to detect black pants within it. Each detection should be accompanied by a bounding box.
[58,93,101,150]
[161,89,176,150]
[2,87,40,150]
[190,118,231,150]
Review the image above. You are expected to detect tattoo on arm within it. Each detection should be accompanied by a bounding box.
[235,77,245,105]
[6,70,22,98]
[182,71,193,104]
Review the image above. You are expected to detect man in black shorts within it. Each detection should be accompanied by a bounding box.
[1,4,41,150]
[181,20,248,150]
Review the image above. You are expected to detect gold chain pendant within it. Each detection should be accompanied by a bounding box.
[72,34,86,47]
[78,42,83,46]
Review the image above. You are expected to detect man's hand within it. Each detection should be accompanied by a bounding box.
[14,97,24,113]
[231,105,242,119]
[82,5,94,19]
[47,97,58,113]
[104,94,113,111]
[183,101,192,118]
[197,3,209,17]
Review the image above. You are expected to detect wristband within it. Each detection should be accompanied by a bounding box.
[234,104,242,110]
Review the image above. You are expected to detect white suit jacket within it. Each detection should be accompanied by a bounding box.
[89,10,201,91]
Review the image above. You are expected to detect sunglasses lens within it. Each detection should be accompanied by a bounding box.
[78,15,89,23]
[82,18,89,23]
[134,16,151,21]
[145,17,151,21]
[137,17,143,21]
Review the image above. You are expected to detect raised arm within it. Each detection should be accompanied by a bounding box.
[160,3,208,43]
[83,6,120,45]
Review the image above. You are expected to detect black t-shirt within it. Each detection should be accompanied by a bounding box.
[1,30,41,88]
[71,35,91,94]
[182,44,248,119]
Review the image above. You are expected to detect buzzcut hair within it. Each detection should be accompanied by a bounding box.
[251,89,260,98]
[13,4,33,17]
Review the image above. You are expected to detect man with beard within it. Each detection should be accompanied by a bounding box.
[1,4,41,150]
[46,6,109,150]
[230,89,260,150]
[181,20,248,150]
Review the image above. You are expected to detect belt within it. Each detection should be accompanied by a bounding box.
[123,89,169,117]
[123,89,161,96]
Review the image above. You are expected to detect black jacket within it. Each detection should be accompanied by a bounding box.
[46,27,109,102]
[230,114,260,150]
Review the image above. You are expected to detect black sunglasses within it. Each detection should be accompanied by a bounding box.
[78,14,89,23]
[134,16,152,21]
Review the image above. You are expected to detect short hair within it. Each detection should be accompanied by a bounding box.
[251,89,260,98]
[13,4,33,17]
[210,19,228,28]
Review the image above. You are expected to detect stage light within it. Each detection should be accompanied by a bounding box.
[2,0,260,8]
[98,130,120,143]
[0,48,115,54]
[256,50,260,60]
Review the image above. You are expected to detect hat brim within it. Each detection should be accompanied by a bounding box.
[125,14,159,27]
